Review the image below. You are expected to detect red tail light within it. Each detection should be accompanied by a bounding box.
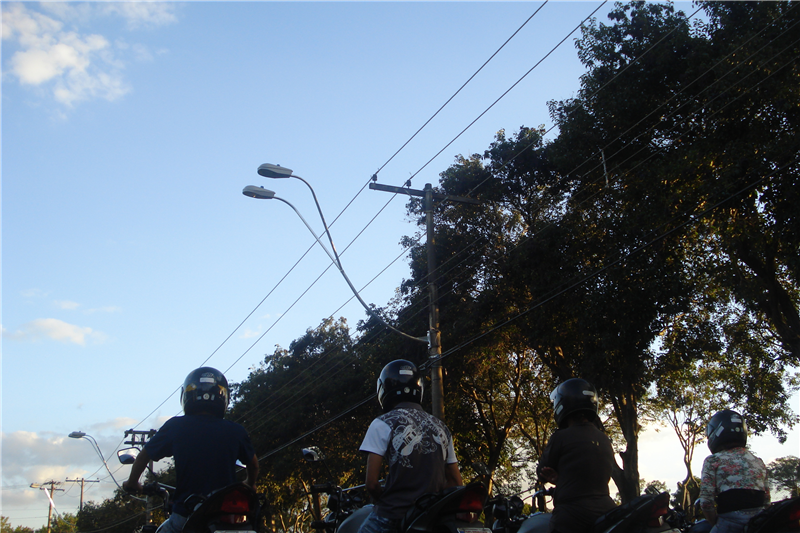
[646,493,670,527]
[787,499,800,529]
[455,489,485,523]
[220,489,251,514]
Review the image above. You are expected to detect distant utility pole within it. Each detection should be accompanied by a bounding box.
[30,481,64,533]
[124,429,157,524]
[369,181,480,421]
[65,478,99,511]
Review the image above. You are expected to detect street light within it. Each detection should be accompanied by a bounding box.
[242,184,426,345]
[68,431,122,488]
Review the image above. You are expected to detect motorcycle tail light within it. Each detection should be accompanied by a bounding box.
[646,493,670,527]
[220,489,251,514]
[455,489,485,523]
[786,499,800,529]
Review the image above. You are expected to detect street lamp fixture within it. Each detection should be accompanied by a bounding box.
[69,431,122,488]
[243,180,426,345]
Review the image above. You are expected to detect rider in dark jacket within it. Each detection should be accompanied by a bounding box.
[537,378,617,533]
[123,367,259,533]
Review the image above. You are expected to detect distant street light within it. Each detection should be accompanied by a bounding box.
[68,431,122,488]
[242,182,427,345]
[29,481,62,533]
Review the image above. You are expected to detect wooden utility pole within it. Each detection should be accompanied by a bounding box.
[30,481,64,533]
[369,181,480,420]
[65,478,99,511]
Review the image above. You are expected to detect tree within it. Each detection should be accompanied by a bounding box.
[767,456,800,498]
[0,516,34,533]
[75,489,147,533]
[229,317,377,532]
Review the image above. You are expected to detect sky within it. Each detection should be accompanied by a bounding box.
[2,1,797,529]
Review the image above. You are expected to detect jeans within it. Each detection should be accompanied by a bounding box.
[710,508,763,533]
[156,513,187,533]
[357,510,402,533]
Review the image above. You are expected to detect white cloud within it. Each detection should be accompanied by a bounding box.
[54,300,80,310]
[3,3,127,106]
[101,2,178,29]
[85,305,122,314]
[21,288,49,299]
[240,328,262,339]
[3,318,106,345]
[1,2,175,108]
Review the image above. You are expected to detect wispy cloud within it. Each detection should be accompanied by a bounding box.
[100,2,178,29]
[54,300,80,310]
[240,328,262,339]
[3,318,106,345]
[85,305,122,314]
[2,2,177,108]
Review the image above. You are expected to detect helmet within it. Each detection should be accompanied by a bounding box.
[377,360,424,412]
[550,378,599,429]
[181,367,230,418]
[707,409,747,453]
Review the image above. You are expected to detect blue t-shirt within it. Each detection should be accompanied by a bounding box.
[145,414,255,516]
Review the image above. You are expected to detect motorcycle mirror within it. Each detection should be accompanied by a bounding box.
[470,462,491,476]
[302,446,326,462]
[117,447,140,465]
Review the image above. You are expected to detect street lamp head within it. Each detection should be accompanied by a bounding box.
[243,186,276,200]
[258,163,293,179]
[69,431,86,439]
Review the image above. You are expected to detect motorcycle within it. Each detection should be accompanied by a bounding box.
[117,447,261,533]
[306,481,367,533]
[333,482,490,533]
[300,447,489,533]
[590,492,681,533]
[489,488,680,533]
[487,488,551,533]
[744,495,800,533]
[302,447,366,533]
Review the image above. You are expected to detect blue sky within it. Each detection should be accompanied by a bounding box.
[2,1,797,529]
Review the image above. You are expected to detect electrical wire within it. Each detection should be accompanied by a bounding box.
[124,1,606,438]
[123,2,795,467]
[228,10,796,440]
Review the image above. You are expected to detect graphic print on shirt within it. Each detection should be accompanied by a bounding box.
[380,408,449,468]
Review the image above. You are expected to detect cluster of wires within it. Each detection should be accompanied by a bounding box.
[118,0,796,475]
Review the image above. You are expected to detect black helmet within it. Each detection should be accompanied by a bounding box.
[377,360,424,412]
[707,409,747,453]
[181,367,230,418]
[550,378,599,429]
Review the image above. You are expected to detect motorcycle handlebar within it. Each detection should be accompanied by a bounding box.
[311,483,336,494]
[139,482,175,497]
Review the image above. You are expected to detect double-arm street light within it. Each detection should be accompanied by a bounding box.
[242,183,426,346]
[68,431,122,488]
[244,164,480,421]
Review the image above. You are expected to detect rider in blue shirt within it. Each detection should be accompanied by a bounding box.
[123,367,258,533]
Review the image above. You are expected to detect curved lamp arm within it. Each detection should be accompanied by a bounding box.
[243,185,426,344]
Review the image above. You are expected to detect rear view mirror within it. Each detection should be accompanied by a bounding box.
[302,446,325,462]
[117,447,140,465]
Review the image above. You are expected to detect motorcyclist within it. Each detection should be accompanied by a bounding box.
[698,409,770,533]
[123,367,259,533]
[537,378,617,533]
[357,359,463,533]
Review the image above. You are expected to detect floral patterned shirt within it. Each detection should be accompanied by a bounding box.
[699,447,770,514]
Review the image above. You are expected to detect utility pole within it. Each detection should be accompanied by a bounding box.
[65,478,99,511]
[30,481,64,533]
[369,181,480,420]
[124,429,157,524]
